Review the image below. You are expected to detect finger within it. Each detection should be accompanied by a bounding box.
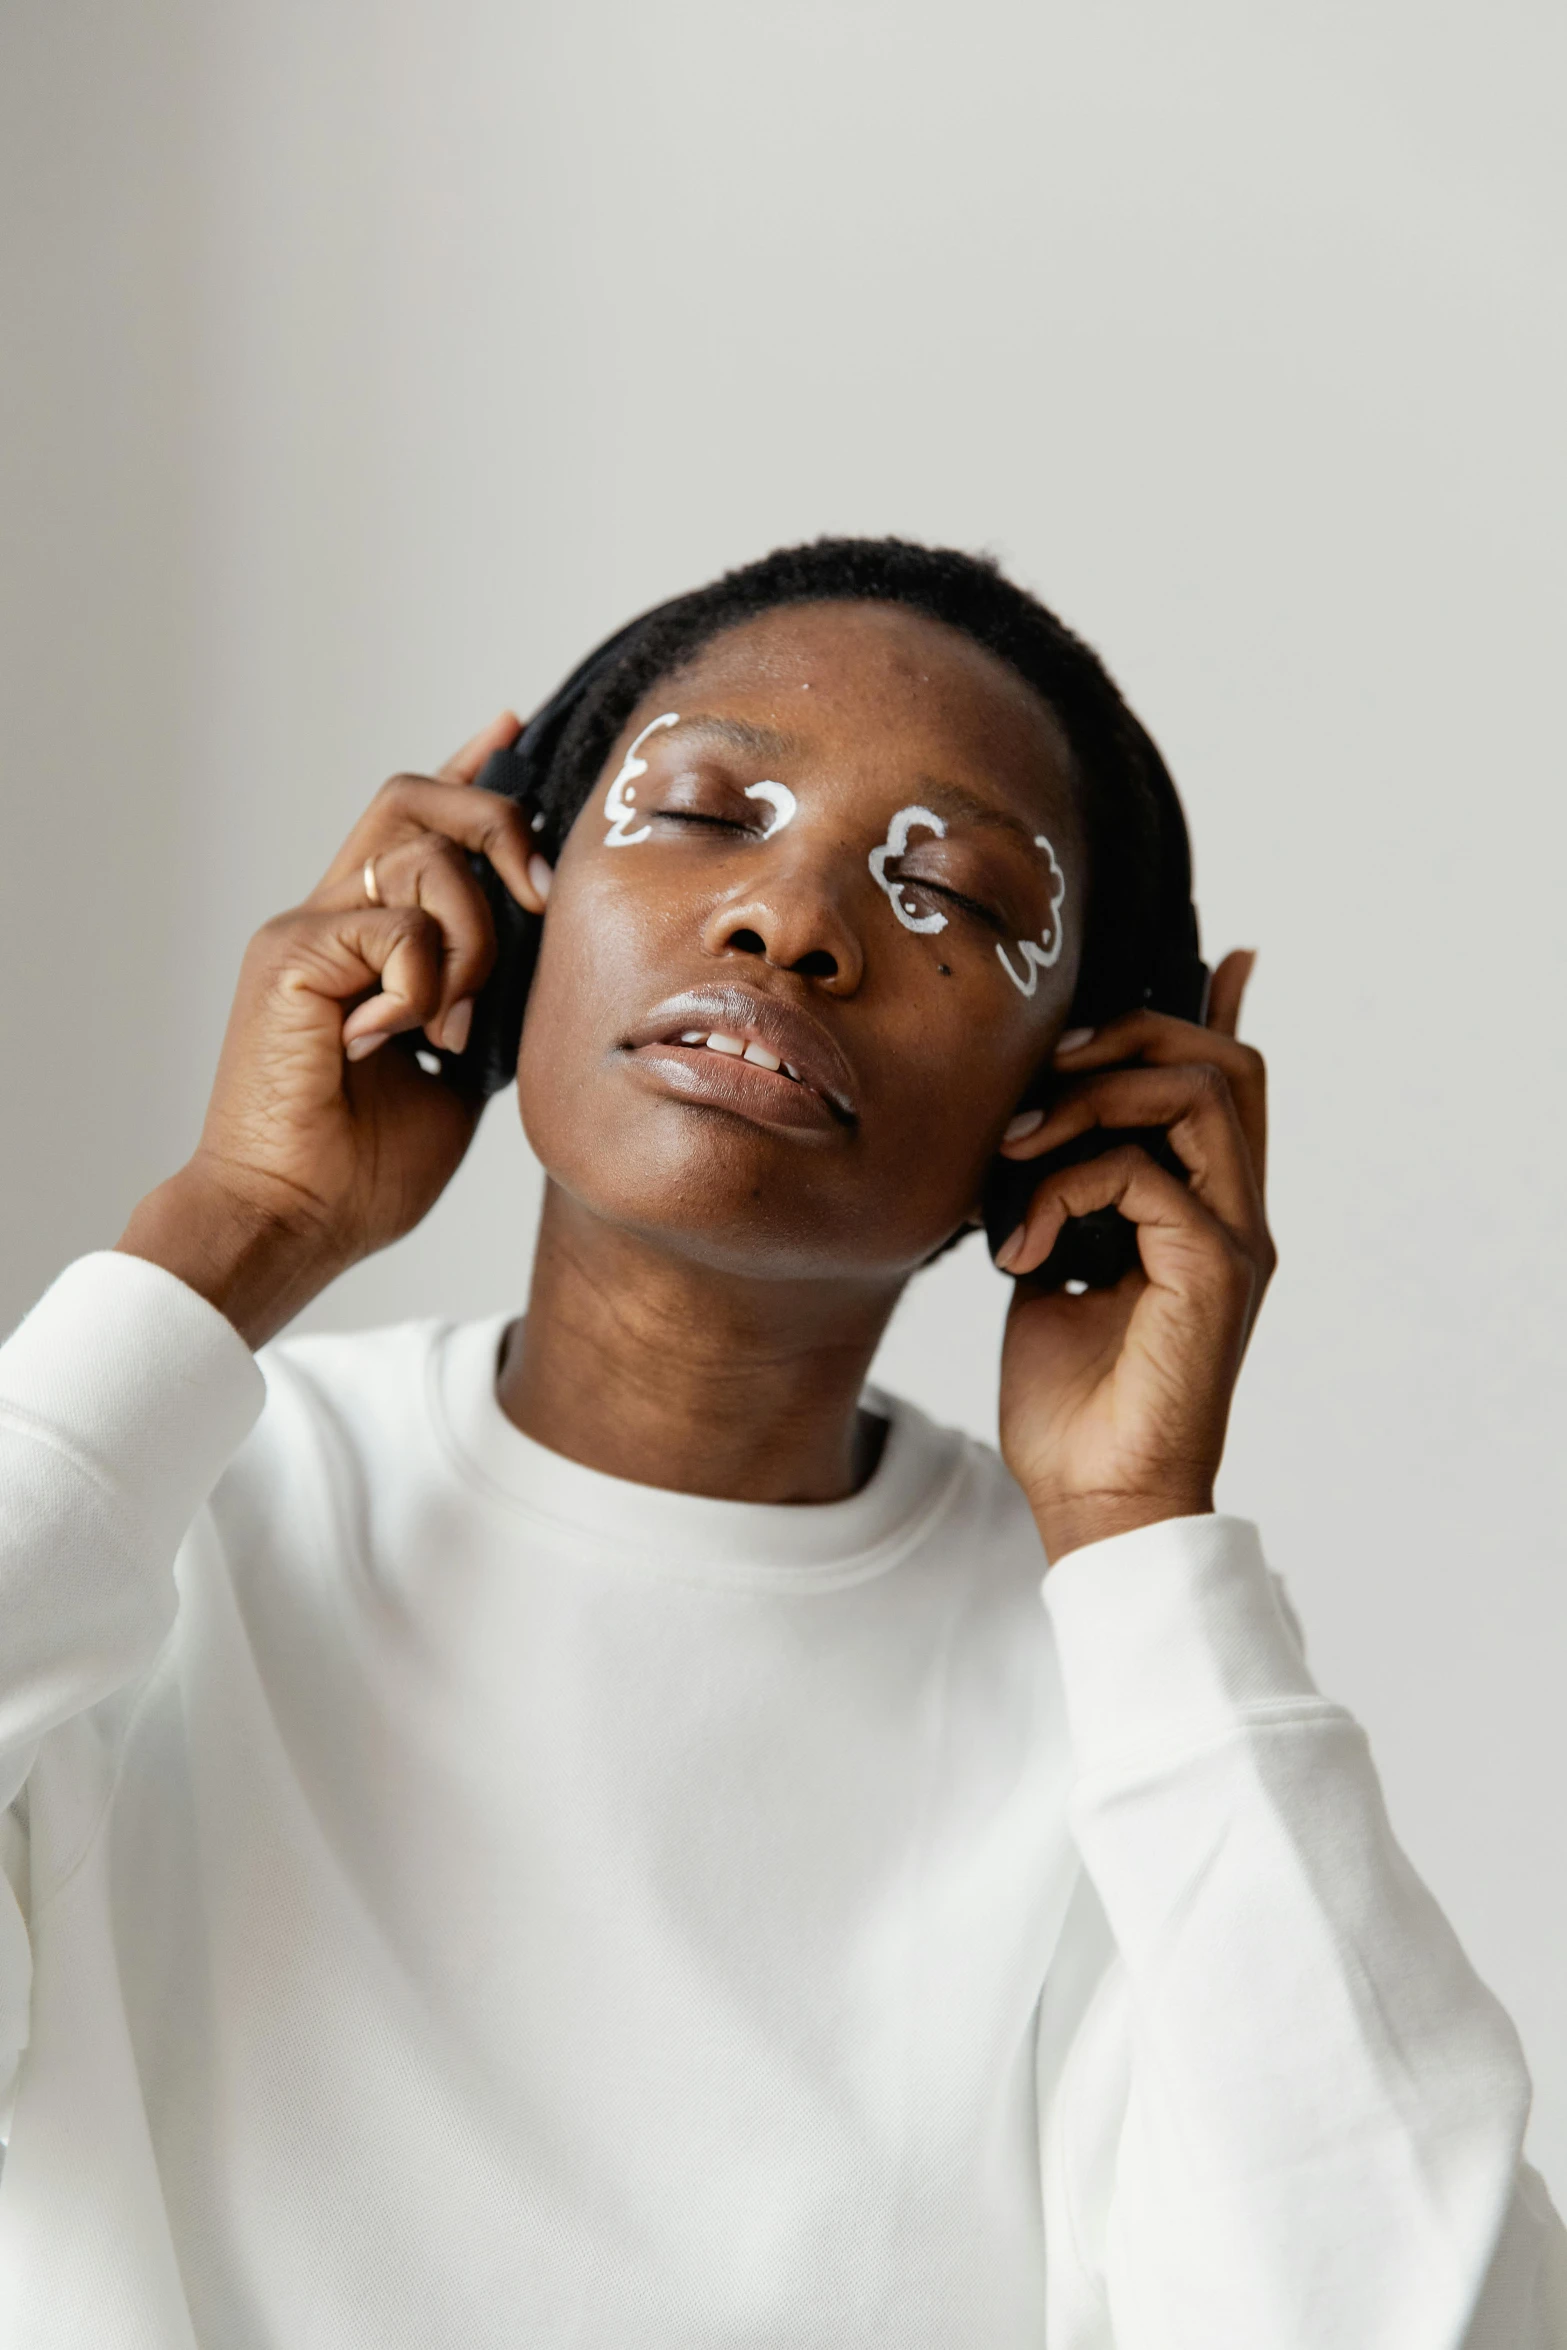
[1051,1007,1267,1181]
[255,905,447,1054]
[996,1145,1259,1333]
[1000,1061,1269,1252]
[315,776,549,916]
[1205,947,1256,1039]
[339,908,449,1055]
[995,1142,1206,1276]
[435,709,522,786]
[332,833,499,1051]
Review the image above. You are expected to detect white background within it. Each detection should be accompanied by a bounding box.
[4,0,1566,2186]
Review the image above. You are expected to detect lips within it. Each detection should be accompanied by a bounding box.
[622,985,858,1132]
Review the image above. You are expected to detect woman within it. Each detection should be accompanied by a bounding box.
[1,538,1561,2346]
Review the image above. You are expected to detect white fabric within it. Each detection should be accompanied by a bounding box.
[0,1253,1560,2347]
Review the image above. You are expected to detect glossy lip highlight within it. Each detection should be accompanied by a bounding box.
[622,985,859,1126]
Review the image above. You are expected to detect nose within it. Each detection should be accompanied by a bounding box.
[700,852,865,992]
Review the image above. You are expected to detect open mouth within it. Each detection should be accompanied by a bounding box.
[621,990,859,1134]
[670,1028,805,1081]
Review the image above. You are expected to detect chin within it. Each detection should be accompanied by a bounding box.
[519,1054,972,1286]
[531,1123,893,1288]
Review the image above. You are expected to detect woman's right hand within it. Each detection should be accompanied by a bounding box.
[115,711,550,1348]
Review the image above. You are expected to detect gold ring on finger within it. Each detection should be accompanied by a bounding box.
[363,855,382,906]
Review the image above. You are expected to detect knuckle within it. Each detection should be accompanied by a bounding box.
[250,908,308,961]
[421,830,473,874]
[373,771,423,812]
[478,789,526,834]
[390,902,440,950]
[478,798,530,863]
[422,864,495,963]
[1098,1142,1148,1185]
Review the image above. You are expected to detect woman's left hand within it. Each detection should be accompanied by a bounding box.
[996,950,1274,1564]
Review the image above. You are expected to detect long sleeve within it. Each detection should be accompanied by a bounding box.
[1034,1513,1567,2349]
[0,1252,265,2131]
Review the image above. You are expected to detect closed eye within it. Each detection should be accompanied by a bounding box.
[900,877,1008,933]
[654,810,755,834]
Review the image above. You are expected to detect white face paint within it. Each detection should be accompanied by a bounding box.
[995,834,1067,997]
[743,780,796,838]
[603,712,679,846]
[868,805,949,935]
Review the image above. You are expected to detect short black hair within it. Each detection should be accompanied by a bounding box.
[523,534,1202,1027]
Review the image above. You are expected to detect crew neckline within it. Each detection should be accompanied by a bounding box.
[427,1312,969,1592]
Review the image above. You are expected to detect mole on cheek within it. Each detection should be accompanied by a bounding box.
[936,964,951,977]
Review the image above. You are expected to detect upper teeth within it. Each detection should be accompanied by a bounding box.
[676,1031,792,1076]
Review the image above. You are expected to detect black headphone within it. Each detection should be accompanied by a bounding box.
[408,613,1210,1293]
[979,702,1211,1287]
[402,617,649,1102]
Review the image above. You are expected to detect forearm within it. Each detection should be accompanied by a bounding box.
[0,1252,265,1756]
[1041,1515,1566,2346]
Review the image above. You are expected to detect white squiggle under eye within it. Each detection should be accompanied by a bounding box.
[744,780,797,838]
[996,834,1067,996]
[603,712,679,846]
[869,805,949,935]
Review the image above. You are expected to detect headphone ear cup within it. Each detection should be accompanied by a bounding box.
[459,856,543,1098]
[416,623,648,1098]
[391,857,540,1101]
[981,944,1212,1288]
[394,736,543,1098]
[474,742,528,799]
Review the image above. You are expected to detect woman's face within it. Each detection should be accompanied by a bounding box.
[517,599,1088,1282]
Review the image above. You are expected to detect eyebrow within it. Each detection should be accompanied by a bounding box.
[664,714,805,763]
[912,779,1053,851]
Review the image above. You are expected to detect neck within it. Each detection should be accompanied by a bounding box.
[497,1186,903,1504]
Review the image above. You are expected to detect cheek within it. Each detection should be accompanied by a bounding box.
[514,866,656,1115]
[530,846,680,998]
[512,843,1060,1267]
[855,972,1046,1196]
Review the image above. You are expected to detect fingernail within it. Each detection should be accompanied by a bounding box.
[344,1032,388,1063]
[995,1224,1026,1271]
[1055,1026,1095,1055]
[1003,1108,1045,1143]
[527,852,553,902]
[441,997,473,1055]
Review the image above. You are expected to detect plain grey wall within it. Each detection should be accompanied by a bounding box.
[5,0,1565,2185]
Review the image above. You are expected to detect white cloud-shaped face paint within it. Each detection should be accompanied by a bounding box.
[995,834,1067,996]
[744,780,796,837]
[869,805,949,935]
[603,712,679,845]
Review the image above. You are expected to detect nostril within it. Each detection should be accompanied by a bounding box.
[793,949,838,980]
[730,929,767,955]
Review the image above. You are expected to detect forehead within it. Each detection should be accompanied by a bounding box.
[630,599,1079,836]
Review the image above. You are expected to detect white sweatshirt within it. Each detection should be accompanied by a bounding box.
[0,1254,1561,2348]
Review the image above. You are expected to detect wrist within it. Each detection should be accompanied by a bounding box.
[1030,1484,1216,1568]
[114,1159,339,1350]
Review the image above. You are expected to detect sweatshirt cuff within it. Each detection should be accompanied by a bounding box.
[0,1252,266,1558]
[1040,1513,1322,1784]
